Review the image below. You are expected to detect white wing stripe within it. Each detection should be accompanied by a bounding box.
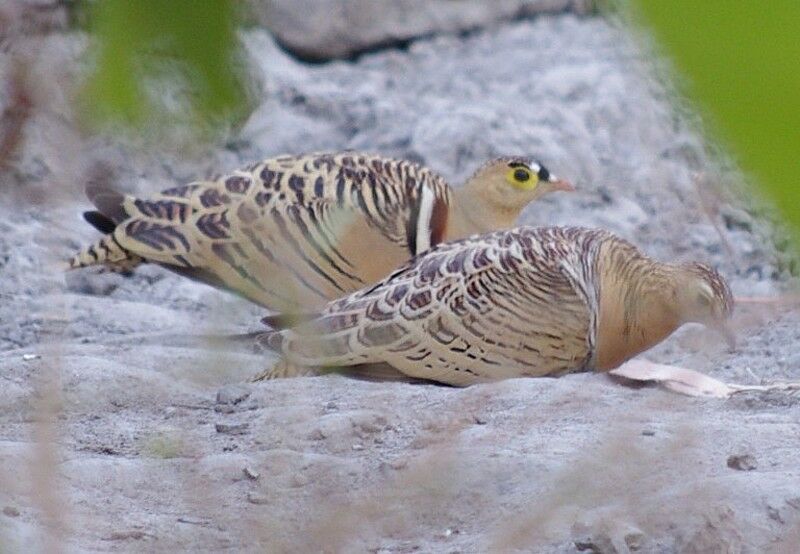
[415,185,435,253]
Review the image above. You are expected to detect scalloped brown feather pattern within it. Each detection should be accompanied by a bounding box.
[262,227,609,386]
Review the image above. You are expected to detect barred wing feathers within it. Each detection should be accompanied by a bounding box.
[275,227,604,385]
[69,153,452,311]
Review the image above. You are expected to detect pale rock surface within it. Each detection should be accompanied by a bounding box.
[1,11,799,553]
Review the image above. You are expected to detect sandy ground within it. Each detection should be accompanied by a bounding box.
[1,12,800,553]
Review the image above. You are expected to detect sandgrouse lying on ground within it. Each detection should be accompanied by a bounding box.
[68,152,572,312]
[253,226,735,385]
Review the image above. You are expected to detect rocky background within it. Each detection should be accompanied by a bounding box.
[1,1,799,552]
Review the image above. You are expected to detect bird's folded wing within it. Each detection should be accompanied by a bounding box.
[279,234,593,385]
[113,194,411,311]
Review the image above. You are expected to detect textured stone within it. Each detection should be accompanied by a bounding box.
[246,0,591,60]
[216,384,252,405]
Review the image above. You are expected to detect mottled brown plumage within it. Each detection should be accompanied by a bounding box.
[253,226,734,386]
[68,152,572,312]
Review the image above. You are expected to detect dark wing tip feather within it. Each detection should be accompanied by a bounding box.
[261,313,319,330]
[82,210,117,234]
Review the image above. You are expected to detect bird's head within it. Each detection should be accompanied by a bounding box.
[675,262,736,349]
[464,157,574,213]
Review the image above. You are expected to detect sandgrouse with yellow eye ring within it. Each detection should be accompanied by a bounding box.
[68,152,573,312]
[253,226,735,385]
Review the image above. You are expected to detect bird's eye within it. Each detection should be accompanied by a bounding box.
[506,166,539,190]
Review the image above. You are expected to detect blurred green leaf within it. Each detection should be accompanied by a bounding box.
[82,0,246,130]
[633,1,800,245]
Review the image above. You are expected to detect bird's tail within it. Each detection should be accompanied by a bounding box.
[67,231,144,272]
[254,312,320,351]
[68,171,144,272]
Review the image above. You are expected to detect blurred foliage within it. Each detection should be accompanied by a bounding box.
[81,0,248,132]
[632,1,800,247]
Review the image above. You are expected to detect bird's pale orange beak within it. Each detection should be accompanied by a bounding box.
[549,178,575,192]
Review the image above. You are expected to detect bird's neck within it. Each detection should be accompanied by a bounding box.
[594,244,684,371]
[447,185,519,240]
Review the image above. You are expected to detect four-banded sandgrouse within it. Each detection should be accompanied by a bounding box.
[68,152,572,312]
[252,226,734,385]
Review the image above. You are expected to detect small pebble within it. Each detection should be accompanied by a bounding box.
[307,429,326,441]
[767,505,784,524]
[727,454,757,471]
[720,205,753,232]
[102,530,148,541]
[291,474,309,487]
[389,459,408,471]
[216,385,251,406]
[3,506,20,517]
[642,429,656,436]
[64,271,121,297]
[243,466,260,481]
[352,443,364,451]
[215,422,249,435]
[177,517,209,526]
[625,530,646,551]
[22,354,40,361]
[247,492,269,505]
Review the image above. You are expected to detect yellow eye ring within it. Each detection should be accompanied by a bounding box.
[506,167,539,190]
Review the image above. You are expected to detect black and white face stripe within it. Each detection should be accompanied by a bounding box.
[508,159,559,184]
[537,166,551,182]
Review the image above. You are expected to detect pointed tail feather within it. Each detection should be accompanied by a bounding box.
[70,175,143,271]
[67,233,143,272]
[260,312,319,330]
